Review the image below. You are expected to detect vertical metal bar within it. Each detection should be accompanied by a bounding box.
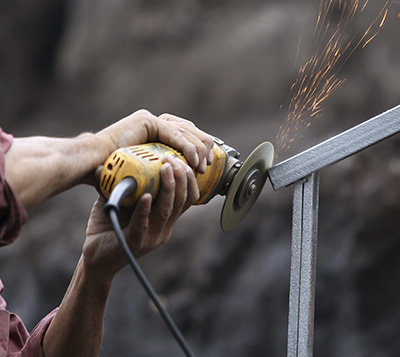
[287,172,320,357]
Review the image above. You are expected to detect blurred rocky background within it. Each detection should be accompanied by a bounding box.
[0,0,399,356]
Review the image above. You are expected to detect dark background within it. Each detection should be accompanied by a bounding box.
[0,1,399,356]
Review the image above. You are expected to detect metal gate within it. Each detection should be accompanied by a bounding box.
[268,104,400,356]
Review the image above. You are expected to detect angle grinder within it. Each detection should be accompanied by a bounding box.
[100,137,274,232]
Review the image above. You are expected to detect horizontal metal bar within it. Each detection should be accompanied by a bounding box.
[269,104,400,190]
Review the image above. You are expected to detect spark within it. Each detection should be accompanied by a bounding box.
[361,0,369,12]
[380,9,389,27]
[275,0,394,159]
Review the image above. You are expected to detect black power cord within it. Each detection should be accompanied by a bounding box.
[104,177,196,357]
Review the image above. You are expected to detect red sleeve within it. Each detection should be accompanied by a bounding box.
[0,130,56,355]
[0,128,28,246]
[1,309,58,357]
[0,280,58,357]
[11,309,58,357]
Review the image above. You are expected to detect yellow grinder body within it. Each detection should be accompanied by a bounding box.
[100,142,228,206]
[100,138,274,231]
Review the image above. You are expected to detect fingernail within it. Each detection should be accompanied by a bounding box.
[162,154,173,163]
[185,163,193,174]
[207,148,214,165]
[163,163,174,183]
[170,157,182,169]
[194,152,200,168]
[142,193,152,211]
[199,157,207,174]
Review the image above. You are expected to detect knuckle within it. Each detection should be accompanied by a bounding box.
[136,242,148,256]
[161,234,172,246]
[159,113,194,127]
[175,190,187,208]
[160,207,173,221]
[194,190,200,202]
[178,126,190,135]
[188,184,200,203]
[136,222,149,235]
[135,109,153,118]
[158,113,174,122]
[130,109,156,131]
[184,162,196,178]
[129,215,150,235]
[173,128,185,139]
[197,142,209,156]
[159,230,172,244]
[175,157,188,171]
[203,136,214,150]
[151,237,164,250]
[185,120,196,128]
[183,141,197,154]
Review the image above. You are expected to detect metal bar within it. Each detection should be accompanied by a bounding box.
[287,172,320,357]
[269,104,400,190]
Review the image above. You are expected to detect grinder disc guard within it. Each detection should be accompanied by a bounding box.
[221,142,274,232]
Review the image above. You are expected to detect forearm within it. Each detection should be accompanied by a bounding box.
[43,256,112,357]
[4,111,213,211]
[4,133,109,210]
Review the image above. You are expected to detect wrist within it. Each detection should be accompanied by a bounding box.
[76,256,113,299]
[95,111,151,151]
[75,132,110,167]
[72,133,112,186]
[44,256,110,357]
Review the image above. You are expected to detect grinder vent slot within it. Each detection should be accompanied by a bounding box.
[101,154,126,194]
[101,172,118,194]
[101,173,113,195]
[129,147,160,162]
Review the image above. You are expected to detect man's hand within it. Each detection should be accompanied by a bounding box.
[5,109,213,211]
[83,155,199,282]
[23,110,212,357]
[96,110,214,174]
[42,154,200,357]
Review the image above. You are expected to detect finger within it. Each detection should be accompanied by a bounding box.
[148,162,175,233]
[160,124,212,174]
[86,196,113,236]
[206,145,214,166]
[171,129,211,173]
[156,121,200,169]
[157,114,214,171]
[163,156,199,218]
[182,162,200,213]
[162,156,189,222]
[125,193,152,257]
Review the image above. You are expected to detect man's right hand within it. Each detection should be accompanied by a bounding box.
[96,110,214,174]
[83,155,199,283]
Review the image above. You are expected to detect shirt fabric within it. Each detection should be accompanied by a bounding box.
[0,128,57,357]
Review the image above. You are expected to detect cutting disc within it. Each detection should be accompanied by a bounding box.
[220,142,274,232]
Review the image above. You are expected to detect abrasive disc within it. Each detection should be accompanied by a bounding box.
[220,142,274,232]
